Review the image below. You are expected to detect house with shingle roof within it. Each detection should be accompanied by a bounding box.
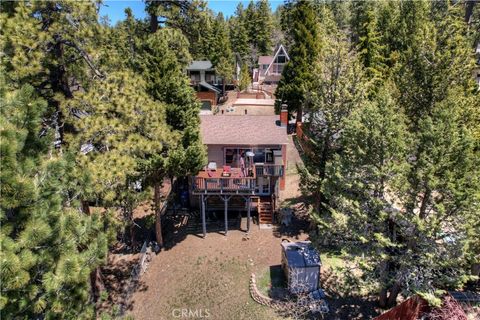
[186,60,227,113]
[253,44,290,84]
[190,110,290,235]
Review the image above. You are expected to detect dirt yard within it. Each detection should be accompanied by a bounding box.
[102,131,380,320]
[125,134,310,320]
[128,225,308,320]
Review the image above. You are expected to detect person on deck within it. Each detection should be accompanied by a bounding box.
[240,152,246,177]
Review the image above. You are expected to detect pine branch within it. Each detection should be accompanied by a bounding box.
[60,40,105,79]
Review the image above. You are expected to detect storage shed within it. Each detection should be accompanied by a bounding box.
[281,240,321,294]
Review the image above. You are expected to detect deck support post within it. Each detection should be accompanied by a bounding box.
[220,195,232,236]
[224,197,228,236]
[201,194,206,238]
[219,195,232,236]
[247,197,251,233]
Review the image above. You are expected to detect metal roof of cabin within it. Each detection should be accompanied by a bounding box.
[187,60,214,70]
[281,241,321,268]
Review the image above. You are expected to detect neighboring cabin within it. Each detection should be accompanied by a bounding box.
[253,44,290,85]
[190,110,290,236]
[187,60,232,113]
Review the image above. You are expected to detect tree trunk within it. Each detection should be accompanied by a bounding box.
[296,105,303,124]
[82,202,105,303]
[419,187,431,219]
[387,281,402,307]
[150,13,158,33]
[81,200,91,215]
[465,1,476,24]
[90,267,105,302]
[154,181,164,247]
[123,203,135,247]
[379,287,388,308]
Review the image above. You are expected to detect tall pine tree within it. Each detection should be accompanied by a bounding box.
[0,80,110,319]
[276,0,322,122]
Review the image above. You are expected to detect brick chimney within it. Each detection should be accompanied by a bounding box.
[280,104,288,127]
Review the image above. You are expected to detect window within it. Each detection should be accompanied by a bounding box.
[253,148,265,163]
[276,55,286,64]
[225,149,237,165]
[265,149,274,163]
[263,64,269,70]
[225,148,251,167]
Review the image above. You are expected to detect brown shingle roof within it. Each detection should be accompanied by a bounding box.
[200,115,288,145]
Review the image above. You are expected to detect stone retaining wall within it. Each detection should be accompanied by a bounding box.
[249,273,287,311]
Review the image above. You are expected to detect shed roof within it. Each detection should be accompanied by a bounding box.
[200,115,288,146]
[187,60,213,70]
[281,241,321,268]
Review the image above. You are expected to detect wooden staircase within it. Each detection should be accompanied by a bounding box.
[258,197,273,225]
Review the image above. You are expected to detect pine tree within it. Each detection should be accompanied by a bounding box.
[276,0,322,122]
[229,3,250,60]
[298,29,366,213]
[1,1,116,309]
[245,1,258,49]
[326,0,350,31]
[211,13,234,93]
[350,1,387,84]
[137,27,206,245]
[319,84,411,308]
[239,62,251,91]
[255,0,274,55]
[0,81,110,319]
[304,0,480,308]
[145,0,215,60]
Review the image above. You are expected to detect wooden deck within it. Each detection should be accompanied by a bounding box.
[192,164,284,195]
[192,167,256,195]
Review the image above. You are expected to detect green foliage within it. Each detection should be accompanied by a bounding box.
[254,0,274,55]
[239,63,251,91]
[350,1,387,85]
[229,3,250,59]
[276,0,322,118]
[146,0,216,60]
[300,0,480,307]
[211,13,234,87]
[0,83,109,319]
[298,29,366,212]
[138,27,206,177]
[1,1,206,316]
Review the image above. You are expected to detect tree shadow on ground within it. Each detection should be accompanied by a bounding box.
[98,252,149,317]
[321,268,381,320]
[162,210,244,250]
[273,196,312,239]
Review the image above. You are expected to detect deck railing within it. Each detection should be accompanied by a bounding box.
[192,164,284,194]
[192,176,256,194]
[255,164,284,177]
